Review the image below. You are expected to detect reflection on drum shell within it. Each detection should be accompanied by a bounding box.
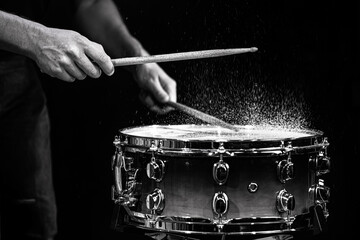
[123,151,314,220]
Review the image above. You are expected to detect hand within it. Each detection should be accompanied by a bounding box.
[133,63,177,114]
[32,27,114,82]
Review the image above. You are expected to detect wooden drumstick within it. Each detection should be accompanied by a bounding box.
[111,47,258,66]
[166,101,238,132]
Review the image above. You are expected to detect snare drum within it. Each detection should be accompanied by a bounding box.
[111,124,330,238]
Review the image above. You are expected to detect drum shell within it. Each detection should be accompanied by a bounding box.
[123,149,316,220]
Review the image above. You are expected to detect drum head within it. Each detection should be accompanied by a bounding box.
[119,125,324,153]
[120,124,321,141]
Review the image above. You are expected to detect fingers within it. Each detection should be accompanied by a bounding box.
[64,59,87,80]
[55,70,77,82]
[41,56,95,82]
[137,64,177,104]
[73,53,102,79]
[139,91,171,114]
[147,77,170,103]
[159,70,177,103]
[56,43,113,81]
[84,42,114,77]
[136,64,177,114]
[38,58,81,82]
[69,40,113,79]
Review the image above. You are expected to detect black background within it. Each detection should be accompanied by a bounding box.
[41,1,358,239]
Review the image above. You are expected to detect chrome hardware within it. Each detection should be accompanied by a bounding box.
[112,136,140,207]
[213,160,229,185]
[147,140,164,154]
[277,160,294,183]
[309,137,330,176]
[113,151,123,194]
[210,143,232,185]
[146,140,166,182]
[113,135,121,146]
[247,182,259,193]
[125,168,140,193]
[309,179,330,218]
[309,179,330,204]
[212,192,229,217]
[309,155,330,176]
[209,142,234,157]
[286,141,293,149]
[123,156,134,171]
[321,137,330,150]
[277,142,294,183]
[276,189,295,213]
[309,144,331,176]
[280,140,294,153]
[146,158,165,182]
[146,188,165,213]
[120,212,309,236]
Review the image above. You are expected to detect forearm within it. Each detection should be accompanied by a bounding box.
[0,9,114,81]
[74,0,145,59]
[0,10,44,59]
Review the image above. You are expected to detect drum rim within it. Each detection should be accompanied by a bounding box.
[119,209,311,236]
[117,124,325,153]
[119,124,323,142]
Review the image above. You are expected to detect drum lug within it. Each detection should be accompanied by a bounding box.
[213,160,229,185]
[146,188,165,214]
[210,142,232,185]
[146,140,166,182]
[308,179,330,218]
[309,139,331,176]
[212,191,229,219]
[147,158,165,182]
[277,142,294,183]
[277,160,294,183]
[309,155,330,176]
[276,189,295,213]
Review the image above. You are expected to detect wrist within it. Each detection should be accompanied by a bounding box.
[24,23,48,61]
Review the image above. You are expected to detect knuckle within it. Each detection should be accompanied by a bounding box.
[67,45,82,60]
[49,65,63,76]
[71,30,86,43]
[95,42,105,52]
[57,55,71,66]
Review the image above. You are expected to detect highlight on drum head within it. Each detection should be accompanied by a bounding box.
[119,124,322,142]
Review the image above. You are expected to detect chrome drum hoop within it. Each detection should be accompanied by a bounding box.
[118,208,311,236]
[116,124,327,156]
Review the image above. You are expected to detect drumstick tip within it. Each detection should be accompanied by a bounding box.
[250,47,258,52]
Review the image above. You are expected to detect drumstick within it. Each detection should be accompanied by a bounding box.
[166,101,238,132]
[111,47,258,66]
